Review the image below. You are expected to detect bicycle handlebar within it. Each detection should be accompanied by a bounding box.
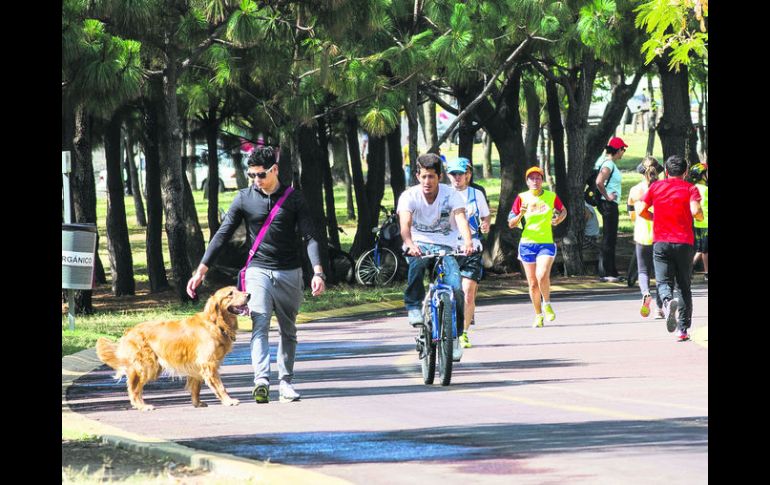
[413,249,469,259]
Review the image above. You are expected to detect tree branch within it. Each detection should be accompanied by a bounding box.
[428,34,533,153]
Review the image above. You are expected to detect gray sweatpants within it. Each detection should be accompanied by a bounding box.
[245,266,304,387]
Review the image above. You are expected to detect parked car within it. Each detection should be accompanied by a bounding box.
[195,151,242,192]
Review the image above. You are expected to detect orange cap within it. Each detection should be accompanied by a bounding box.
[525,166,544,178]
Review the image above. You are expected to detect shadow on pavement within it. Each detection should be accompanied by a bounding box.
[175,417,708,466]
[67,357,586,413]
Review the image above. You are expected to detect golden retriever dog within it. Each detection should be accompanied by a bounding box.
[96,286,250,411]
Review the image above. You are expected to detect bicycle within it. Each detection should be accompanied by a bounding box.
[355,207,405,286]
[412,249,464,386]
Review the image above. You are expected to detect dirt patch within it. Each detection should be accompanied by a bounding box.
[62,437,213,484]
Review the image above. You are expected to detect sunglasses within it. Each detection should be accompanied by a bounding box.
[247,165,275,179]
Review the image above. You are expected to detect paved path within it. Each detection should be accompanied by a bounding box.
[63,285,708,484]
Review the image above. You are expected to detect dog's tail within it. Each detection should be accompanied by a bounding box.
[95,337,127,371]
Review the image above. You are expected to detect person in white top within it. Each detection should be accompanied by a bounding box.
[397,153,476,361]
[446,157,490,349]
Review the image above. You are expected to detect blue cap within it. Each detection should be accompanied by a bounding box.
[446,157,470,174]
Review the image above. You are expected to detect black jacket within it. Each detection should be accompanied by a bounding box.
[201,184,321,270]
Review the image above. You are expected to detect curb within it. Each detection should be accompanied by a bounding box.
[62,350,351,484]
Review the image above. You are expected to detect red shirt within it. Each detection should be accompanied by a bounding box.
[641,178,702,245]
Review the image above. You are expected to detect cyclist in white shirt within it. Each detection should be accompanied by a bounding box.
[398,153,476,361]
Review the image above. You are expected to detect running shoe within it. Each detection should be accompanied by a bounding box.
[640,293,652,318]
[279,380,301,403]
[460,332,472,348]
[533,314,544,328]
[252,384,269,404]
[663,298,679,333]
[543,304,556,322]
[676,328,690,342]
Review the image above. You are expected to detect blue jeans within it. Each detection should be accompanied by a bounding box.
[653,242,694,329]
[404,243,465,331]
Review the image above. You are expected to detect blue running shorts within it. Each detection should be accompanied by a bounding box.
[518,242,557,264]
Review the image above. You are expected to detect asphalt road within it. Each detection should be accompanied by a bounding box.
[65,285,708,484]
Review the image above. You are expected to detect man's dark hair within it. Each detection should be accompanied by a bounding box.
[605,146,621,155]
[248,146,277,168]
[416,153,443,175]
[665,155,688,177]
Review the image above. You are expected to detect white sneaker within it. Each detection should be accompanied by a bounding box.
[452,338,463,362]
[408,309,424,326]
[279,380,301,403]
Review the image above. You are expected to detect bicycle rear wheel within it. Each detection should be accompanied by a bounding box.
[355,247,399,286]
[437,292,454,386]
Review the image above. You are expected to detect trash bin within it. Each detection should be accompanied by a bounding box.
[62,223,97,290]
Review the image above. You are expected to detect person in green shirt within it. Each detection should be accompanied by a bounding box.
[689,163,708,281]
[507,167,568,328]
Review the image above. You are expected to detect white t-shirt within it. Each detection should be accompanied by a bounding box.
[397,184,466,248]
[454,186,490,241]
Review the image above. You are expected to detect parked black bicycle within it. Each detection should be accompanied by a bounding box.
[355,207,407,286]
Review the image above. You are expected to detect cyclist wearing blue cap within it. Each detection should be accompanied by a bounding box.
[447,157,489,349]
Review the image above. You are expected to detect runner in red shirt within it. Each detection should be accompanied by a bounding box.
[639,156,704,341]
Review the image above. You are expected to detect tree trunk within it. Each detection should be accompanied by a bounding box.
[204,115,221,238]
[523,78,540,167]
[561,56,599,276]
[331,131,355,220]
[104,112,135,296]
[186,120,197,190]
[155,57,193,302]
[422,99,438,149]
[141,91,170,293]
[317,117,340,249]
[482,131,492,178]
[454,84,475,161]
[386,128,405,206]
[456,74,527,272]
[656,57,699,164]
[296,125,330,272]
[697,81,707,160]
[365,134,387,229]
[646,74,658,156]
[71,105,98,313]
[545,79,568,205]
[346,115,373,257]
[125,130,147,226]
[181,156,206,271]
[405,85,419,184]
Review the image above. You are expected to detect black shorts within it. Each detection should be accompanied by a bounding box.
[458,252,484,282]
[694,227,708,253]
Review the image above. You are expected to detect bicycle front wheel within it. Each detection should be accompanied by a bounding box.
[420,322,436,384]
[437,292,454,386]
[355,247,399,286]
